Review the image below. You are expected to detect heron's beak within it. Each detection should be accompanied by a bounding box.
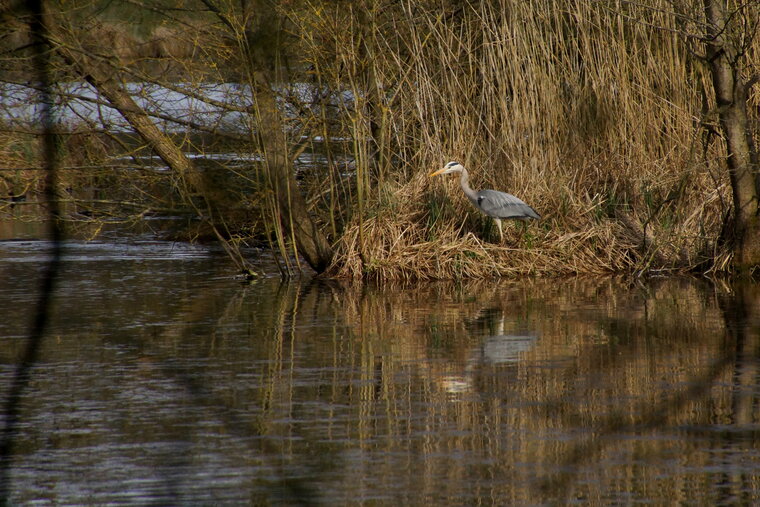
[429,167,448,177]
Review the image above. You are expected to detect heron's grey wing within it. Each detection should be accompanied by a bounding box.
[476,190,541,219]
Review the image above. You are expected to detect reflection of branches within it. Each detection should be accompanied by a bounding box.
[537,353,734,501]
[530,282,744,502]
[136,278,325,504]
[0,0,62,501]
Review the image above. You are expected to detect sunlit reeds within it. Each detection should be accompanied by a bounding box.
[293,0,749,278]
[1,0,756,278]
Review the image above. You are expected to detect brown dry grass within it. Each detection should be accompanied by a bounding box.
[291,0,755,279]
[327,171,641,280]
[3,0,756,278]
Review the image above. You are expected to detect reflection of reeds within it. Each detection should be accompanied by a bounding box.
[210,277,744,503]
[9,272,757,502]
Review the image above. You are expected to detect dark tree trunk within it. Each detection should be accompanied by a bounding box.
[202,0,334,273]
[703,0,760,271]
[49,16,333,274]
[253,80,335,273]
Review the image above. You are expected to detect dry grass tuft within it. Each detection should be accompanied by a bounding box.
[328,170,645,280]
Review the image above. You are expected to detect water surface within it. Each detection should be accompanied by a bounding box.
[1,239,759,504]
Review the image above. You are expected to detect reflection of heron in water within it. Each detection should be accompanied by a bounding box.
[480,334,536,364]
[474,309,537,364]
[440,309,538,394]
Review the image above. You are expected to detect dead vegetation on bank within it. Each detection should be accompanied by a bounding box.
[0,0,757,279]
[314,0,746,279]
[325,167,728,280]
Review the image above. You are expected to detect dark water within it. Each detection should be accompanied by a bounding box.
[1,238,760,504]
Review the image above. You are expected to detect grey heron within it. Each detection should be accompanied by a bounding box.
[430,161,540,241]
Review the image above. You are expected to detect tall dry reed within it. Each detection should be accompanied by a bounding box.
[5,0,755,278]
[290,0,754,278]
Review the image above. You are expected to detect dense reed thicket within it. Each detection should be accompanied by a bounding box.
[296,0,757,278]
[1,0,758,278]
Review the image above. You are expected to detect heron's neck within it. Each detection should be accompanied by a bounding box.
[459,168,478,202]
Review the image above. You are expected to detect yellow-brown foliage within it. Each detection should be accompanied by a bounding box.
[290,0,758,278]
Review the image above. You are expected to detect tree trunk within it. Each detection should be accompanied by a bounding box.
[49,19,333,274]
[50,35,260,273]
[254,80,335,273]
[201,0,334,273]
[703,0,760,270]
[57,49,201,189]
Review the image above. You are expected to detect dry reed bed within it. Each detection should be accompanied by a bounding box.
[326,159,731,279]
[3,1,755,280]
[328,173,647,280]
[297,0,751,279]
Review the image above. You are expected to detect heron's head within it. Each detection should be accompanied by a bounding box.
[430,161,464,177]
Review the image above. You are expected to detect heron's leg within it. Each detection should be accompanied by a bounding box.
[494,218,503,242]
